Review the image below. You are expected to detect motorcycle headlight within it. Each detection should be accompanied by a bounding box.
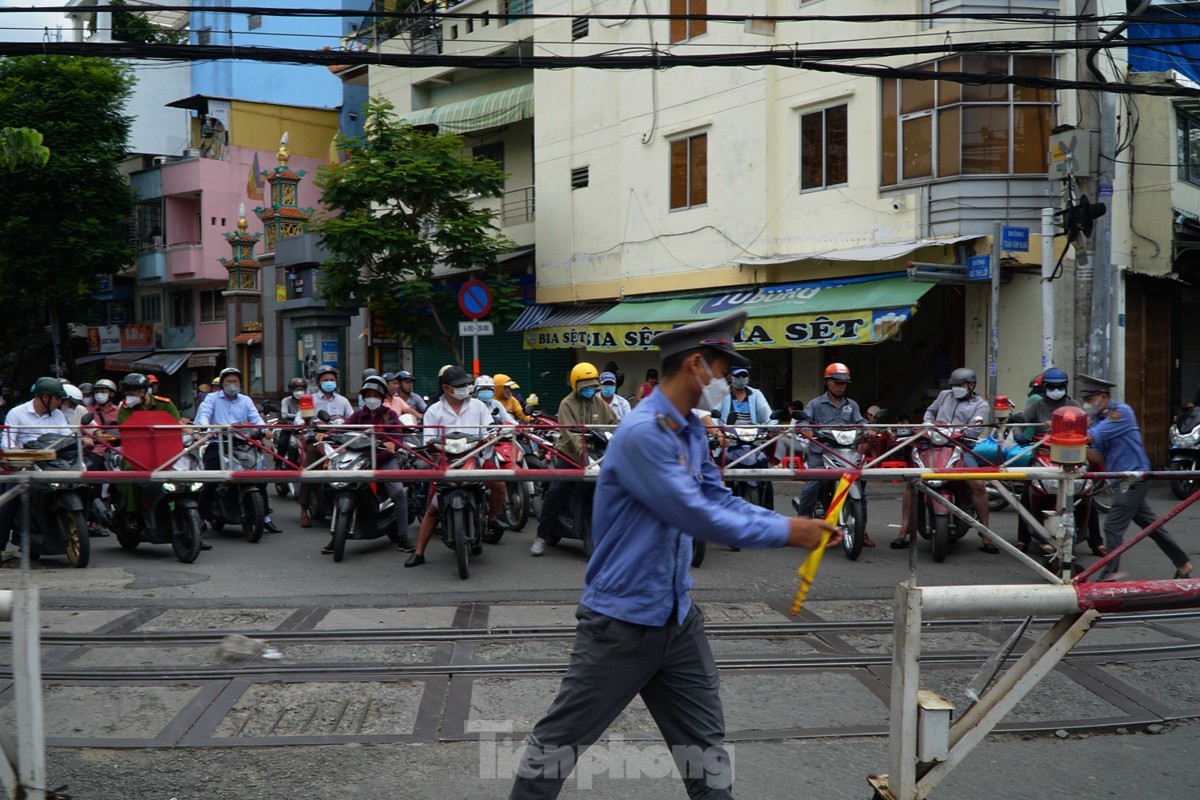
[734,427,757,443]
[444,437,471,455]
[46,482,62,490]
[925,479,946,488]
[162,482,177,493]
[330,481,349,489]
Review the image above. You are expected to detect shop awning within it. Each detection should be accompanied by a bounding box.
[511,304,615,350]
[585,273,933,352]
[232,333,263,345]
[104,352,150,372]
[402,84,533,135]
[131,351,192,375]
[733,235,979,267]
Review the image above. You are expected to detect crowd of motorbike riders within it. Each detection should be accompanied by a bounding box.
[0,357,1181,577]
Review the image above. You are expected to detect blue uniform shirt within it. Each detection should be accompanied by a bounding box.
[582,388,791,627]
[1088,402,1150,472]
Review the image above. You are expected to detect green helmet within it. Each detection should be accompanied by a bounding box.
[32,376,67,399]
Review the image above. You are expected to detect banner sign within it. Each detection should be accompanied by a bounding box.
[120,323,155,352]
[524,309,913,351]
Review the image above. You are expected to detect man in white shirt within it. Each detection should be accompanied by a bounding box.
[299,364,354,528]
[1,378,71,550]
[405,366,507,567]
[599,371,632,420]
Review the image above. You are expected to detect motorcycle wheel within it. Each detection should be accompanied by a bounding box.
[172,507,203,564]
[242,492,265,543]
[499,480,531,533]
[274,482,291,498]
[931,514,950,563]
[1169,461,1196,500]
[691,539,706,568]
[987,485,1010,512]
[1092,482,1114,514]
[57,508,89,568]
[114,510,140,551]
[840,496,865,561]
[450,507,470,579]
[332,506,352,563]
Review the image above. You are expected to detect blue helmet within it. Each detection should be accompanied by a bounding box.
[1042,367,1068,385]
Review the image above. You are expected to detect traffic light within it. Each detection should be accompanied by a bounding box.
[1058,195,1107,242]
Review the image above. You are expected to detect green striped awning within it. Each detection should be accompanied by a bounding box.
[402,84,534,135]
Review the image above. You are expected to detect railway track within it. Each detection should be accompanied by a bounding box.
[2,604,1198,747]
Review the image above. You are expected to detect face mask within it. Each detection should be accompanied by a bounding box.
[292,390,304,399]
[320,381,337,394]
[731,376,749,390]
[579,387,597,400]
[951,386,969,400]
[601,385,616,398]
[1045,388,1066,401]
[94,392,110,405]
[697,358,731,410]
[124,395,142,408]
[363,397,382,411]
[1083,400,1100,416]
[223,385,240,398]
[83,396,93,406]
[477,390,495,403]
[451,386,473,401]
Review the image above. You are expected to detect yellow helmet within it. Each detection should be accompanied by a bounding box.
[493,373,512,390]
[569,362,600,393]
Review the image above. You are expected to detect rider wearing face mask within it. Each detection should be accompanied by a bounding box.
[529,362,618,557]
[405,366,508,567]
[472,375,515,424]
[598,371,631,420]
[715,367,773,425]
[298,366,354,528]
[339,376,413,553]
[923,367,998,552]
[116,373,184,537]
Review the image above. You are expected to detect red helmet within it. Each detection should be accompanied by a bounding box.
[823,363,851,382]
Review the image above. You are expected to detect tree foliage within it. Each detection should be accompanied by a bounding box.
[89,1,189,45]
[0,127,50,171]
[0,56,135,373]
[315,97,522,359]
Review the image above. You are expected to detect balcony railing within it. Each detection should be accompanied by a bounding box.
[502,185,535,226]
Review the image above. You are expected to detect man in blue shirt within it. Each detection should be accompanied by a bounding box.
[1080,374,1192,580]
[194,367,276,538]
[509,311,838,800]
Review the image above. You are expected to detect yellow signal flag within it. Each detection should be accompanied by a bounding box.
[791,473,855,616]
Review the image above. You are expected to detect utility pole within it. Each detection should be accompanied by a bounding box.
[1087,92,1117,380]
[1073,0,1097,382]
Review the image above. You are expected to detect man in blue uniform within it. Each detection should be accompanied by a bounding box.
[508,311,838,800]
[1080,374,1193,580]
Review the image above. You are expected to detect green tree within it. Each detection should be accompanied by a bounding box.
[88,1,189,45]
[315,97,521,361]
[0,56,135,379]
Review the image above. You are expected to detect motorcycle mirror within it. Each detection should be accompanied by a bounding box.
[317,409,332,423]
[80,412,95,425]
[769,408,789,422]
[262,400,278,413]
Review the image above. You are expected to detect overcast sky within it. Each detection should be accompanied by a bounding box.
[1,0,70,43]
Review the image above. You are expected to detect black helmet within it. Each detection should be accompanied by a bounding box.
[360,376,388,397]
[32,376,67,399]
[949,368,977,386]
[317,364,337,380]
[119,373,150,393]
[78,382,94,395]
[288,377,306,390]
[361,368,379,381]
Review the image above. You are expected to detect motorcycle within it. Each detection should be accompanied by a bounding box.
[1021,445,1101,568]
[541,428,611,557]
[432,432,494,579]
[205,429,269,543]
[318,419,405,563]
[264,400,301,499]
[910,426,974,563]
[14,432,91,568]
[109,435,204,564]
[395,413,431,527]
[717,426,774,510]
[1168,407,1200,499]
[804,426,869,561]
[494,425,532,532]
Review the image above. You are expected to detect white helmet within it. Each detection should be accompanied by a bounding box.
[474,375,495,391]
[63,384,84,404]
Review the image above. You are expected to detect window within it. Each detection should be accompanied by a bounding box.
[169,291,192,327]
[196,28,211,46]
[572,16,589,40]
[800,105,848,191]
[472,141,505,171]
[669,0,706,44]
[669,133,707,210]
[450,24,459,39]
[571,165,589,189]
[880,55,1054,186]
[140,294,162,323]
[1177,112,1200,186]
[199,289,226,324]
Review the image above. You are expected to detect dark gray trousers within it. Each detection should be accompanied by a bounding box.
[508,603,734,799]
[1095,480,1190,579]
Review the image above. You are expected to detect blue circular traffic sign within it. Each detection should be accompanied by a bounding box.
[459,279,493,320]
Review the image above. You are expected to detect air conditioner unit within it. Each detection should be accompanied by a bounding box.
[183,147,200,158]
[152,156,168,166]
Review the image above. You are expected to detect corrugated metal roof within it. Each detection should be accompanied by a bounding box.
[507,304,613,333]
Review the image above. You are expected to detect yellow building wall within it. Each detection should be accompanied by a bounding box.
[190,102,340,160]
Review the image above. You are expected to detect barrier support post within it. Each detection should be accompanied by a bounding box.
[11,586,44,800]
